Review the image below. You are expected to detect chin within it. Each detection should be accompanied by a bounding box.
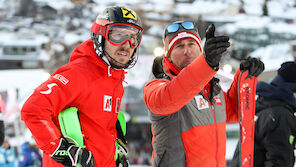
[115,61,128,67]
[182,63,190,69]
[118,59,129,64]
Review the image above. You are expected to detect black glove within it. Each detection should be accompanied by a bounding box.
[51,138,95,167]
[240,57,265,77]
[209,77,221,101]
[116,140,129,167]
[204,24,230,70]
[116,144,129,167]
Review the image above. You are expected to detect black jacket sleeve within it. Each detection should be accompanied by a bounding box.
[260,109,294,167]
[254,106,295,167]
[231,106,296,167]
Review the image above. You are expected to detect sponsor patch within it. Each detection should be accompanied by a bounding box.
[214,95,222,105]
[121,7,137,20]
[103,95,112,112]
[177,32,189,38]
[115,98,121,113]
[194,95,209,110]
[40,83,58,95]
[53,74,69,85]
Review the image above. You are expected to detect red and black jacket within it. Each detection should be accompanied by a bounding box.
[144,55,240,167]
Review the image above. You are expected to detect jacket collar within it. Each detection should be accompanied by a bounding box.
[69,39,125,80]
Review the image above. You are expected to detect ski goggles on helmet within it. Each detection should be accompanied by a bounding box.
[165,21,195,36]
[91,21,143,49]
[107,24,142,48]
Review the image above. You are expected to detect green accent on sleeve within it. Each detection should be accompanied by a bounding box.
[290,135,295,145]
[115,111,127,161]
[58,107,84,147]
[115,141,119,161]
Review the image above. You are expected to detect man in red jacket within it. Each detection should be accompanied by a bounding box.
[143,21,264,167]
[21,6,143,167]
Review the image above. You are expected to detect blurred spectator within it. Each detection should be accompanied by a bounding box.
[0,110,4,146]
[18,140,42,167]
[126,123,152,165]
[0,94,4,145]
[127,140,151,165]
[0,140,16,167]
[0,94,5,115]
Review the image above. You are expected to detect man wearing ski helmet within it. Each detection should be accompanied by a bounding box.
[143,21,264,166]
[21,6,143,167]
[91,7,142,69]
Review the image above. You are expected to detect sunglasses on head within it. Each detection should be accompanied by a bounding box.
[166,21,195,34]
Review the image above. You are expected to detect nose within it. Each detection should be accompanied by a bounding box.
[183,47,191,56]
[121,40,132,48]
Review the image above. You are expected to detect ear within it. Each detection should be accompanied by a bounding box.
[164,47,172,62]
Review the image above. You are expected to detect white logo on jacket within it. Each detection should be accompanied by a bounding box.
[53,74,69,85]
[194,95,209,110]
[115,97,121,113]
[103,95,112,112]
[213,95,222,105]
[40,83,58,95]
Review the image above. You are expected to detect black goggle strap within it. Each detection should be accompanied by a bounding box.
[91,19,109,36]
